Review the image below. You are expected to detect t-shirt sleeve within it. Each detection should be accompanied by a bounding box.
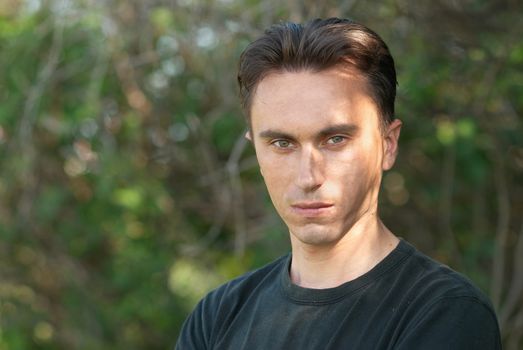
[175,299,209,350]
[175,290,221,350]
[394,296,502,349]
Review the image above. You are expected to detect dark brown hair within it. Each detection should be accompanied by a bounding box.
[237,18,397,129]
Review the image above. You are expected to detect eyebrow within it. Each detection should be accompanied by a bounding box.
[259,129,295,140]
[258,123,359,141]
[317,124,359,139]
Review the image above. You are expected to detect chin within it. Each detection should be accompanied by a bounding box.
[290,224,343,246]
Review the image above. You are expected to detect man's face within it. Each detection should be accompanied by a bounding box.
[249,69,401,246]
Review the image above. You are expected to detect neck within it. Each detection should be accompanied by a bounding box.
[289,214,398,289]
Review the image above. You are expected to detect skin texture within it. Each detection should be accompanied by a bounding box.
[249,69,402,288]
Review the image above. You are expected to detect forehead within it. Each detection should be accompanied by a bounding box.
[250,69,379,133]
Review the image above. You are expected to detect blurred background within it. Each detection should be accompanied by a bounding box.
[0,0,522,349]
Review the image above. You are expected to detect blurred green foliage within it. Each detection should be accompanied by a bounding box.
[0,0,522,349]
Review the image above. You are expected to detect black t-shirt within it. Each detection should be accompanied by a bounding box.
[176,240,501,349]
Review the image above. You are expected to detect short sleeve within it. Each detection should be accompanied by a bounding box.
[175,299,208,350]
[175,289,221,350]
[394,296,502,349]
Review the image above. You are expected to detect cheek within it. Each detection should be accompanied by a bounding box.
[261,168,286,191]
[322,148,381,191]
[345,137,383,173]
[260,171,291,215]
[258,158,287,191]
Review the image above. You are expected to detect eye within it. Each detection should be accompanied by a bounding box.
[325,135,346,144]
[272,139,293,149]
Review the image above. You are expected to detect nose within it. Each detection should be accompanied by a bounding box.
[296,146,324,192]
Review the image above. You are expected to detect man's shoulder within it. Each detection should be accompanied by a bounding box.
[391,241,501,349]
[400,240,493,309]
[201,254,288,308]
[175,255,290,350]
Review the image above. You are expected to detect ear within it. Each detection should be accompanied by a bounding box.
[382,119,402,171]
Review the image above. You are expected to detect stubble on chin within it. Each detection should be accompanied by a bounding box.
[289,224,345,247]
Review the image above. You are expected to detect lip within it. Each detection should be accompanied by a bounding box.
[291,202,334,217]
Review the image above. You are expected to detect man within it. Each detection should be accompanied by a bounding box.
[176,18,501,349]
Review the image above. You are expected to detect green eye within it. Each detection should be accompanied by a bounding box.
[327,136,345,144]
[273,140,291,148]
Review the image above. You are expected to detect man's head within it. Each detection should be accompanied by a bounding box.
[237,17,397,132]
[238,18,402,247]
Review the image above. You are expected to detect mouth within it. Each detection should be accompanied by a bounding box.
[291,202,334,217]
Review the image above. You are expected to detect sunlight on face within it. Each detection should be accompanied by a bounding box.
[250,69,399,246]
